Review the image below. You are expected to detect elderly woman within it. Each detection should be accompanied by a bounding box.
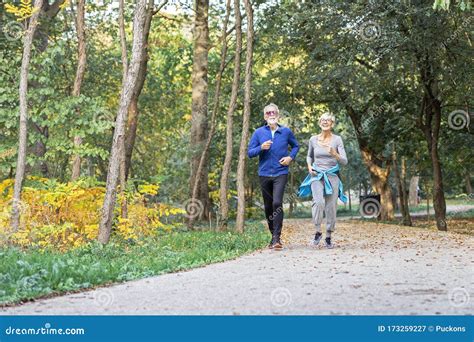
[298,112,348,249]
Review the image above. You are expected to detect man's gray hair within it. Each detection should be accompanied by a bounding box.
[263,103,279,115]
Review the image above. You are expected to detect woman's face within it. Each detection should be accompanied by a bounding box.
[264,107,279,125]
[319,118,334,131]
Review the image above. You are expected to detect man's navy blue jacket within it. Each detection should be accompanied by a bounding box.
[247,124,300,177]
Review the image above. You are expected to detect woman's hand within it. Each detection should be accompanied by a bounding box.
[308,165,317,176]
[329,147,339,159]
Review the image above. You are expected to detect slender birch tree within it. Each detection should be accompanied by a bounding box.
[219,0,242,230]
[11,0,45,231]
[235,0,254,233]
[98,0,148,244]
[71,0,87,180]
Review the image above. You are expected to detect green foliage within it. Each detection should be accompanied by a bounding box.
[0,0,471,236]
[256,0,473,197]
[433,0,472,10]
[0,222,268,305]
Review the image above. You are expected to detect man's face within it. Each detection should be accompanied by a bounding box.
[264,107,279,125]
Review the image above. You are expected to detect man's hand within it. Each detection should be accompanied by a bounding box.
[261,140,273,150]
[279,156,292,166]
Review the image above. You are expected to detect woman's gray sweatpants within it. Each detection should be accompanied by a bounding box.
[311,174,340,237]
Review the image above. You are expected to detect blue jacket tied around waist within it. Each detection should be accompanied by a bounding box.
[248,124,300,177]
[298,163,348,203]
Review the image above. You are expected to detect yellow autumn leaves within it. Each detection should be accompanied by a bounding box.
[5,0,38,21]
[5,0,70,20]
[0,177,185,251]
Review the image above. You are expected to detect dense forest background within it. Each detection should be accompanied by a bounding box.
[0,0,472,243]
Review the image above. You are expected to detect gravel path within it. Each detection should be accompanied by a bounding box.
[2,218,473,315]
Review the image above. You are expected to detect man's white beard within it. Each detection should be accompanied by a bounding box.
[267,118,277,125]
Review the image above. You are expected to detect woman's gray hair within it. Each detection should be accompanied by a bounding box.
[263,103,279,115]
[319,112,336,124]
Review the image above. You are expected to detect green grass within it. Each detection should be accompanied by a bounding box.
[0,222,268,305]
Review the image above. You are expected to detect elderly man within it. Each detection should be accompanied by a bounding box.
[248,103,299,250]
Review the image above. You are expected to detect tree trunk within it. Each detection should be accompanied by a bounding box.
[32,140,49,177]
[124,99,138,178]
[419,90,447,231]
[218,0,242,230]
[119,0,128,82]
[119,0,162,217]
[430,135,447,230]
[414,50,447,231]
[393,157,402,210]
[189,0,231,228]
[333,85,394,220]
[392,149,412,226]
[11,0,44,231]
[123,0,162,179]
[235,0,254,233]
[98,0,148,244]
[71,0,87,180]
[118,0,129,219]
[465,172,472,195]
[189,0,210,222]
[408,176,419,206]
[30,120,49,176]
[87,157,95,177]
[30,0,67,177]
[360,149,394,220]
[400,157,412,225]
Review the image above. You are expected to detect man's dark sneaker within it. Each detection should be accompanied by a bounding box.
[272,241,283,250]
[268,239,274,249]
[311,232,323,247]
[325,237,334,249]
